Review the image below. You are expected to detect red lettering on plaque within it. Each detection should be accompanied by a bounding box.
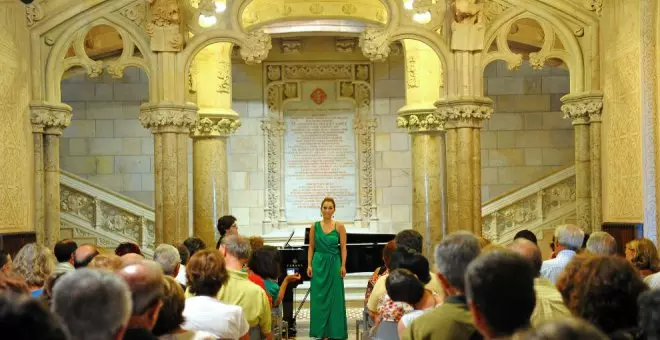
[310,88,327,105]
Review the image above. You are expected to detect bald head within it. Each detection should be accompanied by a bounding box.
[73,244,99,268]
[117,260,165,317]
[508,238,542,277]
[120,253,145,267]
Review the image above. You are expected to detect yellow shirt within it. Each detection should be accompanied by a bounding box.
[186,269,271,333]
[531,277,571,326]
[367,272,444,313]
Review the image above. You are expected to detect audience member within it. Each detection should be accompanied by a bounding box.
[638,289,660,340]
[0,272,29,295]
[508,239,570,326]
[386,268,442,337]
[53,239,77,274]
[214,235,271,340]
[42,272,66,308]
[153,244,181,279]
[73,243,99,268]
[394,229,423,253]
[585,231,617,256]
[52,268,132,340]
[0,293,68,340]
[556,255,647,337]
[514,230,538,245]
[401,231,482,340]
[116,242,143,257]
[514,317,608,340]
[174,244,189,287]
[182,249,249,339]
[153,276,214,340]
[466,250,536,339]
[249,236,265,252]
[13,243,56,297]
[121,253,146,267]
[540,224,584,283]
[216,215,238,248]
[365,240,396,306]
[183,238,206,259]
[89,254,123,271]
[0,248,11,273]
[248,245,300,307]
[117,260,166,340]
[626,238,660,278]
[478,237,492,250]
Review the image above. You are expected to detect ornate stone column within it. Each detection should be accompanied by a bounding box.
[561,93,602,233]
[437,98,493,235]
[189,42,240,247]
[588,95,604,231]
[140,103,197,245]
[30,102,72,247]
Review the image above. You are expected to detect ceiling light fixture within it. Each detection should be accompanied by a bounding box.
[198,0,218,27]
[403,0,414,10]
[215,0,227,13]
[199,14,217,27]
[412,10,432,24]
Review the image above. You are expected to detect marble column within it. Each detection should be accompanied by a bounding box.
[561,93,603,233]
[590,108,603,231]
[140,103,197,245]
[30,102,72,247]
[445,124,459,234]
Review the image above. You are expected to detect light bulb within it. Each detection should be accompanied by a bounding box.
[404,0,414,10]
[215,0,227,13]
[413,10,432,24]
[199,14,217,27]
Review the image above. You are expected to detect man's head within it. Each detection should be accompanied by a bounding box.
[586,231,617,256]
[553,224,585,252]
[434,231,481,295]
[386,268,425,306]
[183,237,206,258]
[639,289,660,340]
[0,249,11,273]
[115,242,142,257]
[394,230,423,253]
[513,230,538,245]
[516,317,608,340]
[466,250,536,339]
[176,244,190,266]
[52,268,132,340]
[153,244,181,277]
[0,293,68,340]
[117,260,165,330]
[508,238,543,277]
[73,244,99,268]
[219,235,251,265]
[152,276,186,337]
[53,239,78,264]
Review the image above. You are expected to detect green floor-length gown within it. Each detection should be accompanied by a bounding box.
[309,221,348,339]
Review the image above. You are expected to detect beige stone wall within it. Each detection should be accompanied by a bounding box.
[0,2,34,233]
[481,60,573,202]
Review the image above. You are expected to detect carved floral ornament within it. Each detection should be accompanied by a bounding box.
[191,116,242,137]
[560,92,604,124]
[359,28,391,62]
[240,30,272,65]
[146,0,183,51]
[435,98,494,127]
[30,103,73,133]
[25,1,45,27]
[139,103,198,130]
[397,111,446,133]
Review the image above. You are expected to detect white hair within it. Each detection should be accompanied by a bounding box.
[153,244,181,276]
[554,224,585,251]
[586,231,617,255]
[52,268,132,340]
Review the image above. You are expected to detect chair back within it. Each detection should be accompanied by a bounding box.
[249,326,262,340]
[374,321,399,340]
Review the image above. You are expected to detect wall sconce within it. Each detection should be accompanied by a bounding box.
[408,0,436,24]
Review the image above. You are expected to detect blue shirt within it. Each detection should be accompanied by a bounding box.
[31,289,44,298]
[540,249,576,284]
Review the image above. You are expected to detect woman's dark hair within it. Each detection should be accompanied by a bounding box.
[389,249,431,284]
[176,244,190,266]
[152,276,186,336]
[186,250,228,297]
[114,242,142,257]
[248,246,281,280]
[183,237,206,258]
[514,230,538,245]
[382,240,396,269]
[216,215,237,238]
[557,255,648,334]
[386,268,425,305]
[0,293,69,340]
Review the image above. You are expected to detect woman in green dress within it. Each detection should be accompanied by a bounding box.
[307,197,348,339]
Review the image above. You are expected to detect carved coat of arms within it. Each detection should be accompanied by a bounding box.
[310,88,327,105]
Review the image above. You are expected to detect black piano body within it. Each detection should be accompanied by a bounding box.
[278,228,395,335]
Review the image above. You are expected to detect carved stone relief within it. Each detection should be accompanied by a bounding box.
[98,202,140,241]
[25,1,45,27]
[191,116,241,137]
[117,1,148,28]
[217,61,231,94]
[146,0,183,51]
[335,38,356,53]
[60,186,94,222]
[240,30,272,65]
[359,29,391,62]
[281,39,302,54]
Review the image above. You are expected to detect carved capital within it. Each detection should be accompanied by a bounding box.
[191,116,241,137]
[359,28,391,62]
[30,102,73,135]
[560,92,603,125]
[435,97,493,128]
[240,30,272,65]
[584,0,602,16]
[397,108,446,133]
[146,0,183,52]
[25,1,45,27]
[139,102,198,133]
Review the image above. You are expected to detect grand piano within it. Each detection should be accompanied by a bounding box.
[279,228,395,335]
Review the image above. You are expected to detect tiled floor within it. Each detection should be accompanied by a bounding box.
[288,307,363,340]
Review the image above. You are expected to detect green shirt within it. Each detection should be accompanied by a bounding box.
[264,279,280,302]
[402,295,482,340]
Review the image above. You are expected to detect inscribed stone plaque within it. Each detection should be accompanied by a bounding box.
[284,113,356,222]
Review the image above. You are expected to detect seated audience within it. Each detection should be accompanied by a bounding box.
[116,242,144,257]
[514,317,608,340]
[401,231,482,340]
[117,260,166,340]
[541,224,585,284]
[41,272,66,308]
[0,272,29,295]
[514,230,538,245]
[248,246,300,307]
[478,237,492,250]
[585,231,617,256]
[466,250,536,339]
[154,244,182,279]
[508,239,570,326]
[625,238,660,278]
[73,243,99,268]
[89,254,123,271]
[182,249,249,339]
[183,238,206,259]
[153,276,214,340]
[638,289,660,340]
[175,244,190,287]
[0,249,11,273]
[556,255,647,338]
[216,215,238,248]
[53,239,77,274]
[0,293,68,339]
[249,236,265,252]
[394,229,423,253]
[386,268,442,337]
[13,243,56,297]
[365,240,396,323]
[52,268,132,340]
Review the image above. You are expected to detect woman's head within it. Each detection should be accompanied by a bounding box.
[382,240,396,269]
[13,243,56,287]
[626,238,660,273]
[386,268,425,306]
[114,242,142,257]
[88,254,122,271]
[216,215,238,238]
[320,197,336,219]
[186,250,228,297]
[390,249,431,284]
[152,276,186,336]
[248,246,280,280]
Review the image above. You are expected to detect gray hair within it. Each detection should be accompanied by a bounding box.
[554,224,585,251]
[13,243,56,286]
[586,231,617,255]
[153,244,181,275]
[52,268,132,340]
[221,235,251,260]
[434,231,481,292]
